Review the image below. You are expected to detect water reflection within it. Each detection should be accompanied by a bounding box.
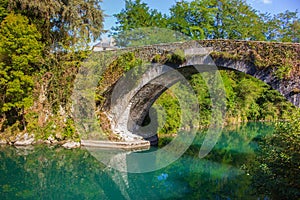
[0,123,276,199]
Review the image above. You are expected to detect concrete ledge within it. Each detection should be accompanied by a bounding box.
[81,140,150,150]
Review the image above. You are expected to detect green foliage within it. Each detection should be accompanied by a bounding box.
[45,50,89,114]
[113,27,189,47]
[112,0,299,43]
[222,71,295,123]
[154,70,296,135]
[112,0,169,47]
[95,51,143,113]
[190,74,212,127]
[25,113,56,141]
[152,49,186,65]
[25,111,78,141]
[153,89,181,134]
[167,1,195,38]
[165,49,186,64]
[63,118,76,140]
[261,10,300,43]
[0,120,22,141]
[0,0,105,141]
[152,54,162,63]
[251,110,300,199]
[25,111,62,141]
[9,0,104,50]
[0,13,43,126]
[112,0,167,32]
[169,0,265,40]
[0,0,8,22]
[121,52,144,72]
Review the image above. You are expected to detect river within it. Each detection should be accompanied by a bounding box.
[0,122,295,199]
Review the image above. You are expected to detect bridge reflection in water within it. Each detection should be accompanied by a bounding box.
[0,123,284,199]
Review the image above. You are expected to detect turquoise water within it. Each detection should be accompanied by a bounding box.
[0,123,284,199]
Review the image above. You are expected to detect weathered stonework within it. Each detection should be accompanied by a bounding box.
[91,40,300,144]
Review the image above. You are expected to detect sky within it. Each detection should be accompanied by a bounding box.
[100,0,300,36]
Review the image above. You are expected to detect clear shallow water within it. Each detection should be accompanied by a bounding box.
[0,123,277,199]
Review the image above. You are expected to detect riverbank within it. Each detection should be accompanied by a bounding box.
[0,135,150,150]
[0,121,275,150]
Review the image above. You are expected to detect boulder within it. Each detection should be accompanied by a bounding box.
[14,133,35,146]
[14,138,34,146]
[0,139,7,145]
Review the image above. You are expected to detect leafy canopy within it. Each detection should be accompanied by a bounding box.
[112,0,299,42]
[0,13,44,116]
[9,0,105,50]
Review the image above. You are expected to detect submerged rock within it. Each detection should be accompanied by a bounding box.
[157,173,168,181]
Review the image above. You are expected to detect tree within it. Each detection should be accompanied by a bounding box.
[261,10,300,42]
[168,0,265,40]
[0,0,105,137]
[274,10,300,42]
[113,0,299,43]
[3,0,105,121]
[168,0,214,39]
[0,1,106,138]
[252,111,300,199]
[0,13,44,127]
[113,0,167,32]
[8,0,105,50]
[112,0,169,46]
[220,0,265,40]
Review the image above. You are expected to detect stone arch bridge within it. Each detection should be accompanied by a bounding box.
[74,40,300,145]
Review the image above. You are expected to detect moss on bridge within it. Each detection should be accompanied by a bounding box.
[197,40,300,80]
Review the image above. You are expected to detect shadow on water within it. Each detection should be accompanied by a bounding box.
[0,122,289,200]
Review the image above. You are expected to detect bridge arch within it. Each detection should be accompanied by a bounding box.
[100,45,298,145]
[74,40,299,145]
[120,64,287,144]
